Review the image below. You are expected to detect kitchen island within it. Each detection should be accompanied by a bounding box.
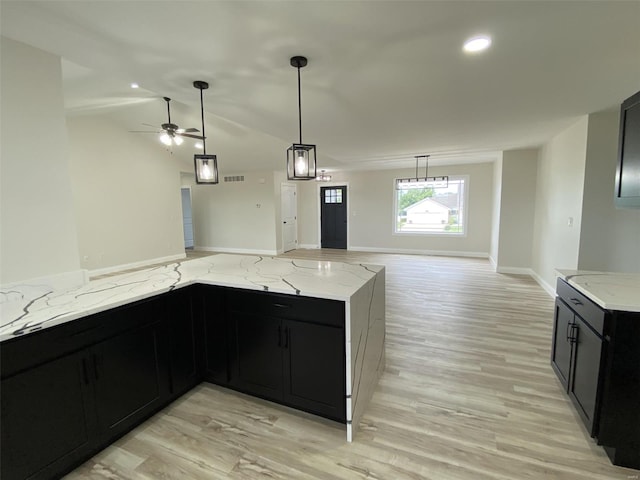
[0,254,385,480]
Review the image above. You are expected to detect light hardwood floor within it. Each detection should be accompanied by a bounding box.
[66,250,638,479]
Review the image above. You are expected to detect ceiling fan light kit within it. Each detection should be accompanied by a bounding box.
[193,80,219,185]
[287,55,317,180]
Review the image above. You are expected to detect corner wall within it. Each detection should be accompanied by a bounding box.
[67,114,186,272]
[0,37,82,285]
[495,149,538,272]
[578,109,640,272]
[531,117,588,292]
[189,171,278,255]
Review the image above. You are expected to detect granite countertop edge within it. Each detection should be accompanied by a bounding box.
[555,269,640,313]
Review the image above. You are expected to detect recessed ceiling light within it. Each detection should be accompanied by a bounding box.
[463,35,492,53]
[130,82,139,89]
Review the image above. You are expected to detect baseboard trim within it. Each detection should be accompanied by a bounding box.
[297,244,320,249]
[348,246,489,258]
[530,270,556,297]
[195,246,279,256]
[496,266,534,275]
[488,256,497,270]
[88,253,186,278]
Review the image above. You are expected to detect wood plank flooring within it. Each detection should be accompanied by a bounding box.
[65,250,638,479]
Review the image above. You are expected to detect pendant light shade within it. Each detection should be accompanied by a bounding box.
[195,154,218,184]
[193,80,218,184]
[287,56,317,180]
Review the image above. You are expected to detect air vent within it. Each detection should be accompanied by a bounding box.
[223,175,245,183]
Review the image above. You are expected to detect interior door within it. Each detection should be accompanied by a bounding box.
[281,184,297,253]
[321,186,347,249]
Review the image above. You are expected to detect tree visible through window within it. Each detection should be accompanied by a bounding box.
[395,177,466,234]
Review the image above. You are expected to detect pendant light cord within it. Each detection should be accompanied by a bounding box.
[297,65,302,144]
[200,87,207,154]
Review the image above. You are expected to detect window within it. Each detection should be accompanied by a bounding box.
[324,188,343,204]
[394,177,467,235]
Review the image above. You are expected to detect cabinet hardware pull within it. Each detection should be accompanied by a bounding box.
[82,358,90,385]
[273,303,291,308]
[278,326,282,347]
[93,354,100,380]
[284,327,289,348]
[570,298,583,306]
[566,322,572,342]
[570,324,579,344]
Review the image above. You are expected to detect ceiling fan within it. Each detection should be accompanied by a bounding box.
[131,97,204,146]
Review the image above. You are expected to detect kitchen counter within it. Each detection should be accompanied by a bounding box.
[0,253,383,341]
[555,269,640,312]
[0,253,386,442]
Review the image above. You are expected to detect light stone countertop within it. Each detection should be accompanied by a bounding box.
[0,254,383,342]
[555,269,640,312]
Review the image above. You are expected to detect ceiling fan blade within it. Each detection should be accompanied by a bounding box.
[178,133,205,140]
[129,130,158,133]
[141,123,158,128]
[183,127,200,133]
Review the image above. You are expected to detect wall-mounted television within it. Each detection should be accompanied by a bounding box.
[615,90,640,208]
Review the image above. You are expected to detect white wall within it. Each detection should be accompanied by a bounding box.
[531,116,588,291]
[297,162,494,256]
[489,154,503,266]
[189,170,278,255]
[0,37,82,285]
[578,109,640,272]
[496,149,538,271]
[67,114,186,272]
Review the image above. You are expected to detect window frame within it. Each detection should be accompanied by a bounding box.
[392,175,469,237]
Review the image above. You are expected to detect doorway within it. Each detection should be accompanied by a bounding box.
[180,187,194,249]
[320,185,347,249]
[281,184,298,253]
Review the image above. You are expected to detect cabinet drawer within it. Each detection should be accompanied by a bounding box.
[556,279,605,336]
[226,289,345,327]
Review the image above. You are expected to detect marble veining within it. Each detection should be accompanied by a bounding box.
[556,269,640,312]
[0,254,383,342]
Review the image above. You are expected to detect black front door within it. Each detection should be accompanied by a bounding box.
[321,186,347,249]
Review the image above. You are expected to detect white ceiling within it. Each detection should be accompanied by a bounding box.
[2,1,639,172]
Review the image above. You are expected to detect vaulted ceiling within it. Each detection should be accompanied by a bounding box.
[2,1,639,171]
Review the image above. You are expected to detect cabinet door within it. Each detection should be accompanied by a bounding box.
[0,351,96,480]
[93,321,169,440]
[551,298,574,390]
[229,311,283,402]
[166,288,199,396]
[283,319,346,422]
[569,315,604,436]
[201,286,228,384]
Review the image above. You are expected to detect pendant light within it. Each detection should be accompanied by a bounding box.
[396,155,449,189]
[193,80,218,184]
[287,56,317,180]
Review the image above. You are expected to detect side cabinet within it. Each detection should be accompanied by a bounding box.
[226,290,346,422]
[0,350,97,480]
[551,278,639,470]
[0,296,171,480]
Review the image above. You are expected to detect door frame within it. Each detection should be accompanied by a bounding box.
[316,182,350,249]
[281,183,298,253]
[180,186,194,249]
